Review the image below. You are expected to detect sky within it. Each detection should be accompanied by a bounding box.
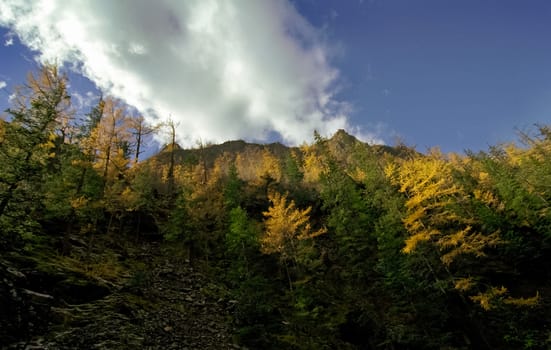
[0,0,550,153]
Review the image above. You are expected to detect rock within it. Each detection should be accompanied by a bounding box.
[6,266,26,279]
[21,288,54,304]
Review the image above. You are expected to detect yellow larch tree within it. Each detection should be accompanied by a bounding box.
[300,144,327,185]
[234,147,281,186]
[385,150,501,265]
[256,148,282,183]
[261,191,326,289]
[385,149,543,311]
[84,97,132,186]
[22,65,75,144]
[235,147,263,183]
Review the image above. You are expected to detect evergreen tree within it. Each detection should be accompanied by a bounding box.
[0,65,71,246]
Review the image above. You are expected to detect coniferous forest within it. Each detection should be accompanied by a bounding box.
[1,65,550,349]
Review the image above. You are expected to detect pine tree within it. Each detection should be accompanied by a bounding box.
[0,65,71,245]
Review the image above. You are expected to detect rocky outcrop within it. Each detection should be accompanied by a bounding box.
[1,242,241,350]
[1,256,56,346]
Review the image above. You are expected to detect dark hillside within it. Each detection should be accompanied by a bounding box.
[154,139,294,169]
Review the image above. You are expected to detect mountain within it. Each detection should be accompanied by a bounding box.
[151,129,404,170]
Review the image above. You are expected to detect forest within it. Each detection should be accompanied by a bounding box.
[1,65,550,349]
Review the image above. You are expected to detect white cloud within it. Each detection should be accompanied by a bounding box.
[352,123,386,145]
[0,81,6,89]
[3,29,14,46]
[0,0,373,146]
[71,90,100,111]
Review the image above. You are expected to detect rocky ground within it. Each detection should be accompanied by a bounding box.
[1,238,242,350]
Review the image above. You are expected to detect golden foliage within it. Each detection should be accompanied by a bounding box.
[504,143,523,166]
[470,286,508,311]
[301,144,327,184]
[454,277,475,292]
[0,120,5,142]
[350,167,368,182]
[446,230,501,265]
[261,191,326,260]
[120,187,140,211]
[83,98,132,181]
[402,230,438,254]
[386,154,503,265]
[70,196,88,210]
[258,149,282,182]
[470,287,540,310]
[387,156,459,253]
[503,292,540,308]
[235,148,281,184]
[473,189,504,210]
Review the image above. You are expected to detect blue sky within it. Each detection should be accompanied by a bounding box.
[1,0,550,153]
[295,0,551,151]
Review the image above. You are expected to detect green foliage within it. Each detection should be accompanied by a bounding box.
[162,191,193,242]
[223,163,244,209]
[231,275,284,349]
[283,151,304,185]
[225,206,259,280]
[0,65,71,246]
[224,207,287,349]
[226,207,258,256]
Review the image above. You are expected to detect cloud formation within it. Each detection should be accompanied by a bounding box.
[0,81,6,89]
[0,0,376,146]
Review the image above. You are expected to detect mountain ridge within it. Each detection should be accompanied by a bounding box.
[152,129,404,169]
